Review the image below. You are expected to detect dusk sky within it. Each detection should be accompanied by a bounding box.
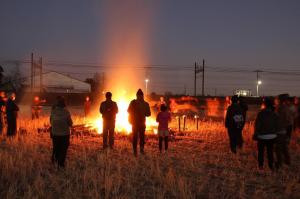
[0,0,299,96]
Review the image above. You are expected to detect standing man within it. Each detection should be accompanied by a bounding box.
[0,92,6,134]
[100,92,118,149]
[225,95,245,154]
[275,94,291,169]
[50,96,73,168]
[128,89,151,156]
[6,92,19,136]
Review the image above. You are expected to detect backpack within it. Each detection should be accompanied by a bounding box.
[233,113,244,129]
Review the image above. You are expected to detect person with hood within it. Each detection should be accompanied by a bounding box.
[253,98,279,170]
[225,95,245,154]
[100,92,118,149]
[6,92,19,136]
[128,89,151,156]
[275,94,291,168]
[50,96,73,168]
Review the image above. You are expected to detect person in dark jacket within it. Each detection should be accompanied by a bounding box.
[0,92,6,134]
[253,98,279,170]
[50,96,73,168]
[225,95,245,154]
[100,92,118,149]
[239,96,248,124]
[275,94,291,169]
[6,93,19,136]
[128,89,151,156]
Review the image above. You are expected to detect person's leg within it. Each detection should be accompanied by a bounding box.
[11,118,17,136]
[282,135,291,165]
[266,139,274,170]
[286,125,293,144]
[102,121,108,149]
[139,126,146,154]
[108,122,115,149]
[237,130,243,148]
[164,136,169,151]
[275,135,283,169]
[132,126,138,156]
[257,140,265,168]
[159,136,163,152]
[59,135,70,167]
[228,129,237,153]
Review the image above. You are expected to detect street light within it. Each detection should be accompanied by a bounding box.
[256,80,262,97]
[145,79,149,96]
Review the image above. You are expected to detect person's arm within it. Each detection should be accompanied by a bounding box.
[168,112,172,123]
[66,110,73,127]
[254,112,262,135]
[156,113,160,123]
[114,102,119,114]
[145,103,151,117]
[99,102,104,114]
[225,107,231,128]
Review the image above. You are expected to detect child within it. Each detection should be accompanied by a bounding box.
[156,104,171,153]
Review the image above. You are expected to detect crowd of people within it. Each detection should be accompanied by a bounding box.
[225,94,299,171]
[0,89,299,171]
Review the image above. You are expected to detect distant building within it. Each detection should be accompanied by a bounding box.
[235,89,252,97]
[23,71,91,93]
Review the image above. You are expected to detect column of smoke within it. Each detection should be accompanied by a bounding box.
[100,1,155,98]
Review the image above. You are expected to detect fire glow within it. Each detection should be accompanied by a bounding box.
[87,94,158,135]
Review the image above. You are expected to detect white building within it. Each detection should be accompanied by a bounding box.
[24,71,91,93]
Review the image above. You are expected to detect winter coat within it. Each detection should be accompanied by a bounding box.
[255,108,279,136]
[225,103,245,130]
[99,100,118,121]
[6,99,19,119]
[128,99,151,127]
[50,106,73,136]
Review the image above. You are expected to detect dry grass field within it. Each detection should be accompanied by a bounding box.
[0,110,300,199]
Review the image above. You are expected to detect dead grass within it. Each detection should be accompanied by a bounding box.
[0,114,300,199]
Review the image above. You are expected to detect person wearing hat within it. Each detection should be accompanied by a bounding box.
[128,89,151,156]
[100,92,118,149]
[6,92,19,136]
[253,98,279,170]
[225,95,245,154]
[275,93,292,168]
[50,96,73,168]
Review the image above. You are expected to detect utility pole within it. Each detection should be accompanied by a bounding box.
[31,53,43,94]
[202,59,205,96]
[254,70,262,97]
[194,62,201,97]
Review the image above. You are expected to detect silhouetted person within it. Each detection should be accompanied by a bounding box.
[156,104,171,153]
[253,98,279,171]
[0,92,6,134]
[225,95,245,154]
[100,92,118,149]
[128,89,151,156]
[50,96,73,168]
[6,93,19,137]
[84,96,91,117]
[275,94,291,169]
[31,96,43,120]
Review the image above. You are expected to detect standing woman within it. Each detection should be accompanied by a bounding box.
[253,98,279,171]
[6,93,19,136]
[50,96,73,168]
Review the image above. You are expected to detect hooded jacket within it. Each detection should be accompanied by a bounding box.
[50,106,73,136]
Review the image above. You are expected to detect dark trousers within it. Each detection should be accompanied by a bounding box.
[7,116,17,136]
[275,134,290,168]
[286,125,293,143]
[159,136,168,152]
[52,135,70,167]
[227,128,243,153]
[257,139,275,169]
[132,125,146,154]
[102,120,115,149]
